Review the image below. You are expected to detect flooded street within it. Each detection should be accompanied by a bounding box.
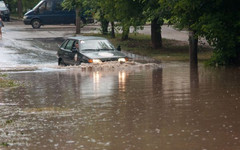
[1,64,240,150]
[1,21,240,150]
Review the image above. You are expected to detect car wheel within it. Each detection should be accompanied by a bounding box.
[31,19,41,29]
[58,58,66,66]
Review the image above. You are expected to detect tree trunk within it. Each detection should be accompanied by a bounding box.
[151,18,162,49]
[75,8,81,34]
[101,19,109,35]
[121,24,129,40]
[99,11,109,35]
[189,30,198,67]
[111,21,115,38]
[236,44,240,65]
[17,0,23,18]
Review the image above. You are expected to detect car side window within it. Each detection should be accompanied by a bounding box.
[60,40,68,49]
[39,1,46,14]
[72,40,79,51]
[38,1,52,14]
[55,1,63,11]
[46,1,53,11]
[65,40,74,50]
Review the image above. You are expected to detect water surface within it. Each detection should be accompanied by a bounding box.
[1,62,240,150]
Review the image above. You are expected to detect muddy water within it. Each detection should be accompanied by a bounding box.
[0,63,240,150]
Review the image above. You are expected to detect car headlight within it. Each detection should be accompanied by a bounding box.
[88,59,102,64]
[118,58,128,63]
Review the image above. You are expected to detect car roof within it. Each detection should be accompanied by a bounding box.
[67,36,107,41]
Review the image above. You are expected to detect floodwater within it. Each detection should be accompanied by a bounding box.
[1,62,240,150]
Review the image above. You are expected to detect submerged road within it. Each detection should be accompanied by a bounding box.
[0,20,240,150]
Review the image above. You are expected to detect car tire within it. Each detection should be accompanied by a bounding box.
[31,19,41,29]
[58,58,66,66]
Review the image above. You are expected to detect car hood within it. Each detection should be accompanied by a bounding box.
[81,51,126,59]
[24,10,34,16]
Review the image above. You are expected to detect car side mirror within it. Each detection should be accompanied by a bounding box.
[117,45,121,51]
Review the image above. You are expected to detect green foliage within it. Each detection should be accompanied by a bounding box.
[62,0,84,10]
[163,0,240,65]
[1,142,9,147]
[193,0,240,65]
[0,74,18,88]
[5,0,39,13]
[142,0,171,24]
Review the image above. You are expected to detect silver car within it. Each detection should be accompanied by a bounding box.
[57,36,128,65]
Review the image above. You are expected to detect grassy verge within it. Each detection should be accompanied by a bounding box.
[83,33,213,62]
[0,74,18,88]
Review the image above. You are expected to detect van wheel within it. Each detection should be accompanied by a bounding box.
[31,19,41,29]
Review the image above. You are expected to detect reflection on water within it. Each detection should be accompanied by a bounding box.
[119,71,127,92]
[1,62,240,150]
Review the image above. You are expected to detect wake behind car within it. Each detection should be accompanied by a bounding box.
[57,36,128,66]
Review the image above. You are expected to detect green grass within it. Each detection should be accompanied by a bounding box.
[82,33,213,62]
[0,74,19,88]
[1,142,9,147]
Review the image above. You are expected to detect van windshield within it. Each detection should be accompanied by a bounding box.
[33,0,44,10]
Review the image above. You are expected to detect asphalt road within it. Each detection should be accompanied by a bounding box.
[0,20,191,68]
[2,20,190,41]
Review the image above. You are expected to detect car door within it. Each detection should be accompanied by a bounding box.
[38,0,54,24]
[59,39,73,65]
[52,1,75,24]
[64,39,78,65]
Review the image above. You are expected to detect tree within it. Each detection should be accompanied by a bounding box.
[17,0,23,17]
[62,0,85,34]
[96,0,116,37]
[6,0,39,14]
[142,0,171,49]
[114,0,145,40]
[162,0,203,66]
[193,0,240,65]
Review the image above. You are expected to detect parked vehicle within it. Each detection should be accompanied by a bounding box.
[57,36,128,66]
[23,0,90,29]
[0,1,10,21]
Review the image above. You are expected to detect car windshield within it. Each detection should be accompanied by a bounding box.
[80,40,115,51]
[0,2,6,8]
